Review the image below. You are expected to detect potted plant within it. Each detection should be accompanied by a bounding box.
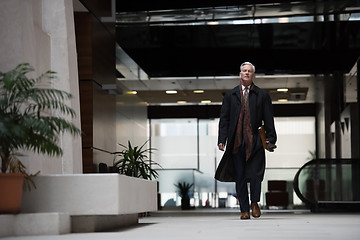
[0,63,82,214]
[111,140,160,180]
[175,181,194,210]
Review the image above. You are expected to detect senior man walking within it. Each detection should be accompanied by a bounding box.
[215,62,277,219]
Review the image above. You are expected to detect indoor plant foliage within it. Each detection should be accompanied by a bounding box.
[0,63,82,189]
[112,140,160,180]
[175,182,194,210]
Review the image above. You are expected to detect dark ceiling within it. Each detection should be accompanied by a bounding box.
[114,0,360,78]
[115,0,357,13]
[116,21,360,77]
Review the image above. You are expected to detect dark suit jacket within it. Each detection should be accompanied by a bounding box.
[215,84,277,182]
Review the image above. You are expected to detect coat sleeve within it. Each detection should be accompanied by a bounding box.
[218,92,231,145]
[263,92,277,144]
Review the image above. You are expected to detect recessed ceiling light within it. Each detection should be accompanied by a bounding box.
[278,17,289,23]
[277,88,288,92]
[126,91,137,95]
[207,21,219,25]
[201,100,211,103]
[166,90,177,94]
[193,90,204,94]
[177,100,187,104]
[278,98,288,102]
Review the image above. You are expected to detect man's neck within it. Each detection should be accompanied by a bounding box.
[240,80,252,87]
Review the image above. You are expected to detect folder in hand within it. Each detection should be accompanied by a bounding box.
[259,125,267,149]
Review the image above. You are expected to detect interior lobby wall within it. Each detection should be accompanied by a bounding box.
[75,11,117,172]
[116,94,148,153]
[0,0,82,174]
[75,9,148,172]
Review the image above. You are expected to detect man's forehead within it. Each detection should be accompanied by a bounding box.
[242,65,254,71]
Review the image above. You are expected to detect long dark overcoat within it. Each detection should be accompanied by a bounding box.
[215,84,277,182]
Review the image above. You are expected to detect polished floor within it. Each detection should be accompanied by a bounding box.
[3,209,360,240]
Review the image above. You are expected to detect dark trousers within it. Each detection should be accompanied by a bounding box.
[233,143,261,213]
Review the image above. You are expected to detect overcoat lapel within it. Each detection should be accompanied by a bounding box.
[249,87,258,134]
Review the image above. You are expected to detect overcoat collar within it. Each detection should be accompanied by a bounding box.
[232,83,259,102]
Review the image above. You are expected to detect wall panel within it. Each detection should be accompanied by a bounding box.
[75,12,116,172]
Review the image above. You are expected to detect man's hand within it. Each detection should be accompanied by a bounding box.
[266,141,277,152]
[218,143,225,151]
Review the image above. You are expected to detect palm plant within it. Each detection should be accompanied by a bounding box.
[0,63,82,188]
[112,140,160,180]
[174,182,194,210]
[175,182,194,198]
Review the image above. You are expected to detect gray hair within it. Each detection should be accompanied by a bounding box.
[240,62,255,73]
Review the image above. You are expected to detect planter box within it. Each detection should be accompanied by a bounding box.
[22,174,157,215]
[20,174,157,233]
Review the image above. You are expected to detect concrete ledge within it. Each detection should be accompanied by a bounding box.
[71,214,138,233]
[0,212,70,237]
[22,174,158,215]
[16,174,157,235]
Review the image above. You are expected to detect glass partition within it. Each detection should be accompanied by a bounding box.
[157,169,196,207]
[151,117,316,209]
[151,118,198,169]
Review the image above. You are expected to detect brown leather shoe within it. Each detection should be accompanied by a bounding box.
[251,202,261,218]
[240,212,250,220]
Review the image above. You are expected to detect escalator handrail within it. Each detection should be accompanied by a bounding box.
[293,159,316,206]
[293,158,356,206]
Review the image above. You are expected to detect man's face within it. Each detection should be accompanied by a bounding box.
[240,64,255,86]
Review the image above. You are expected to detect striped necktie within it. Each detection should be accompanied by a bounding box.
[244,87,249,111]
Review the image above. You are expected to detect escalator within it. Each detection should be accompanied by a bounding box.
[293,159,360,212]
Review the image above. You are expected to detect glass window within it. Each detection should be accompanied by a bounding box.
[151,119,198,169]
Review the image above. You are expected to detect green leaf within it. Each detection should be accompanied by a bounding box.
[0,63,82,182]
[111,140,161,180]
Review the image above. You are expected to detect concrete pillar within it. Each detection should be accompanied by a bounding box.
[42,0,82,173]
[0,0,82,174]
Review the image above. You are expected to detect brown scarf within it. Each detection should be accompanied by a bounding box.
[232,84,253,161]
